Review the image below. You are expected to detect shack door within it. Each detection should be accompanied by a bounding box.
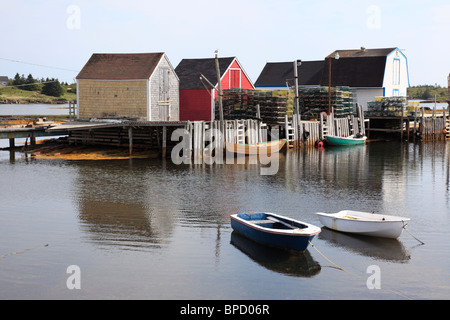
[230,69,240,88]
[159,68,170,120]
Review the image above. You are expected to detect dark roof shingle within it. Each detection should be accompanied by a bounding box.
[254,60,324,87]
[321,56,387,88]
[175,57,235,89]
[76,53,164,80]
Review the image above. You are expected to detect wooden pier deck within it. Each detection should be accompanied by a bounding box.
[366,109,449,141]
[2,105,448,162]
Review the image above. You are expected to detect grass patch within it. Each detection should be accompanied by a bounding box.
[0,86,76,103]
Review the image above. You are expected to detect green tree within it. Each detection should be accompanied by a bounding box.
[41,78,63,97]
[23,74,38,91]
[13,73,25,87]
[422,88,431,100]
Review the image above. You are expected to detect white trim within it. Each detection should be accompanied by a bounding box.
[231,57,255,89]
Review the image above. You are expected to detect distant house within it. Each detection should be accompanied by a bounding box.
[76,53,179,121]
[0,76,8,86]
[175,57,254,121]
[255,47,410,110]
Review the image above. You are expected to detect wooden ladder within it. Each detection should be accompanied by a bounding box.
[320,112,328,139]
[285,116,295,148]
[236,120,245,144]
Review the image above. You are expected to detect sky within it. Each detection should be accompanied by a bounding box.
[0,0,449,87]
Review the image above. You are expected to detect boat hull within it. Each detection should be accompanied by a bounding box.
[230,212,321,251]
[225,139,286,156]
[325,135,366,146]
[315,210,410,239]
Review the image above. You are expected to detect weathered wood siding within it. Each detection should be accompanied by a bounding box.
[78,79,148,120]
[150,56,180,121]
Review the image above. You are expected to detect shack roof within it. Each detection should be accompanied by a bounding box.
[322,48,398,87]
[255,48,400,89]
[321,56,387,88]
[76,53,164,80]
[175,57,235,89]
[326,47,397,59]
[254,60,324,87]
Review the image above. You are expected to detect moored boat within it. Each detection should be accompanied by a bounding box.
[324,134,367,146]
[225,139,286,156]
[230,212,321,251]
[314,210,410,239]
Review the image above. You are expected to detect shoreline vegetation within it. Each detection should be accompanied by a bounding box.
[0,73,77,104]
[0,86,76,104]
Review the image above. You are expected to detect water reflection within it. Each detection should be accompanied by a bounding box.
[319,228,410,262]
[74,161,177,251]
[230,231,321,277]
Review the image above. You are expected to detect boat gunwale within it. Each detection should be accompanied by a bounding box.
[230,213,321,237]
[225,139,287,147]
[324,135,367,141]
[315,211,410,223]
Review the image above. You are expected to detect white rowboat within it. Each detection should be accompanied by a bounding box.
[314,210,410,239]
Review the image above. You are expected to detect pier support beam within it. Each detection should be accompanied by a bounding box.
[128,127,133,155]
[9,138,15,150]
[162,126,167,159]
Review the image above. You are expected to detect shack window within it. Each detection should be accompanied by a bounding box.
[393,58,400,85]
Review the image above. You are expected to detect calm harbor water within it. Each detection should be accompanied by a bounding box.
[0,103,69,116]
[0,105,449,300]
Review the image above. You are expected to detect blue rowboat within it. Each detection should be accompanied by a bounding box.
[325,134,367,146]
[230,212,321,252]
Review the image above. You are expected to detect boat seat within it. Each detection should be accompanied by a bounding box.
[250,219,274,225]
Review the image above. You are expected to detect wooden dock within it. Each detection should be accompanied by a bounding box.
[366,107,449,141]
[2,109,366,162]
[3,104,448,163]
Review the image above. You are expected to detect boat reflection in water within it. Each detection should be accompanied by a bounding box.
[318,228,410,262]
[230,231,321,278]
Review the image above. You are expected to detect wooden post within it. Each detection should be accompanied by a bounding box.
[162,126,167,159]
[413,105,418,141]
[9,138,15,150]
[128,127,133,155]
[293,60,300,116]
[215,50,223,122]
[421,107,425,139]
[30,132,36,146]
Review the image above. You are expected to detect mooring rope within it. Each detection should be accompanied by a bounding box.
[402,221,425,245]
[404,227,425,245]
[0,243,49,259]
[308,240,412,299]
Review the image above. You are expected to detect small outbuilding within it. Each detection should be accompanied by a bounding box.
[175,57,254,121]
[76,53,179,121]
[0,76,9,86]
